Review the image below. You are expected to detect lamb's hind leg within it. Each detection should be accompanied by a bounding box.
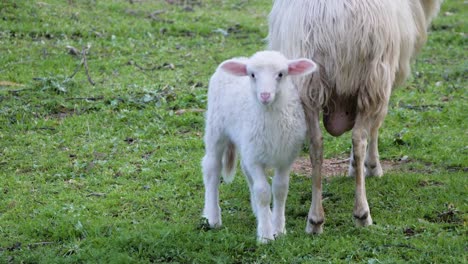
[351,114,373,227]
[305,109,325,234]
[202,143,224,228]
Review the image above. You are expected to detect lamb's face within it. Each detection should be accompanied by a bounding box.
[219,51,317,106]
[247,64,288,106]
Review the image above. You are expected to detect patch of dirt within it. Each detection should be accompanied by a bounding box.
[291,156,400,177]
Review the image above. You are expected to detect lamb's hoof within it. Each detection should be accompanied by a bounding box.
[210,223,222,229]
[306,218,324,235]
[200,216,222,230]
[257,236,275,244]
[273,228,287,238]
[353,212,373,227]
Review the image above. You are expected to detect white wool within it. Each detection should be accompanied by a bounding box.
[205,52,307,170]
[268,0,443,113]
[202,50,316,243]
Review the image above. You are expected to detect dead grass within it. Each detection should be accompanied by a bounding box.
[292,156,401,177]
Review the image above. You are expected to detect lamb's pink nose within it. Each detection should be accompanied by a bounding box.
[260,92,271,102]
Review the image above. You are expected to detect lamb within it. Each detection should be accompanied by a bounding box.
[268,0,443,234]
[202,51,317,243]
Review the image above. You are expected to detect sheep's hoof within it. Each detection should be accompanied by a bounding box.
[348,166,383,178]
[365,163,383,177]
[306,218,324,235]
[353,212,373,227]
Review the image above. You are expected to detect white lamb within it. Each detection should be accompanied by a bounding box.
[268,0,443,234]
[202,51,316,243]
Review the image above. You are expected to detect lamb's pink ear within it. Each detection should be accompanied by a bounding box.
[220,60,248,76]
[288,59,317,76]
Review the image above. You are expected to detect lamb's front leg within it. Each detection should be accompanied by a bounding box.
[243,161,274,243]
[272,166,290,237]
[241,161,257,216]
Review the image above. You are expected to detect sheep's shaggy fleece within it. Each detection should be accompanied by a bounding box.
[269,0,442,121]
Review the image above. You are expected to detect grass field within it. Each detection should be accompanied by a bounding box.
[0,0,466,263]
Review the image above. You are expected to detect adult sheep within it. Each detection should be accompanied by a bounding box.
[268,0,443,234]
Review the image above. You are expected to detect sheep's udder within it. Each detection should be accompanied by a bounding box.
[323,95,357,137]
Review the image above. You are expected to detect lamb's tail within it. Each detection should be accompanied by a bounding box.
[221,141,237,184]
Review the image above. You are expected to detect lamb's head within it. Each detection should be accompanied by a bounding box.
[220,51,317,106]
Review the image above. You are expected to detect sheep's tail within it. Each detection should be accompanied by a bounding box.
[221,141,237,184]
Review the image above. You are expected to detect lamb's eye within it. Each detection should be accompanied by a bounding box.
[251,73,255,78]
[278,72,283,78]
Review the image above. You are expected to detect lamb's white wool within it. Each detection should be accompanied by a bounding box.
[268,0,442,234]
[202,51,316,243]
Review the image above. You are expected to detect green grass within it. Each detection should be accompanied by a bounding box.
[0,0,466,263]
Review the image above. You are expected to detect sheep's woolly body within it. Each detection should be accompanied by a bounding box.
[268,0,442,115]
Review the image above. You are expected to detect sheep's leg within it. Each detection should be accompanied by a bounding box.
[241,160,257,216]
[272,166,290,237]
[243,161,274,243]
[202,146,224,228]
[351,115,373,227]
[365,118,384,177]
[348,146,357,177]
[348,118,384,178]
[305,110,325,234]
